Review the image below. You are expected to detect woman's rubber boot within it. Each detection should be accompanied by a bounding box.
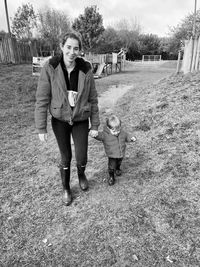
[108,169,115,186]
[60,166,72,206]
[77,165,89,191]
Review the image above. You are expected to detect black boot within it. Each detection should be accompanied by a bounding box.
[116,159,122,176]
[108,169,115,186]
[116,167,122,176]
[77,165,89,191]
[60,166,72,206]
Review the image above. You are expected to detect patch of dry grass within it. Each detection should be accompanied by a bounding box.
[1,62,200,266]
[113,71,200,266]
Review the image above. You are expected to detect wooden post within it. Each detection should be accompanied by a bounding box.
[189,0,198,72]
[181,40,188,73]
[191,38,198,72]
[7,37,15,63]
[188,38,194,73]
[195,36,200,70]
[176,50,182,74]
[181,39,193,74]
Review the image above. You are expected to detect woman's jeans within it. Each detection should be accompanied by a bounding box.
[51,117,89,168]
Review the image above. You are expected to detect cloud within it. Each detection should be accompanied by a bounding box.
[0,0,198,36]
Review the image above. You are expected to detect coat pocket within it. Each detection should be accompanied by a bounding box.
[50,102,63,118]
[81,104,91,119]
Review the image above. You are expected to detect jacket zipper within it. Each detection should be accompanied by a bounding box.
[117,135,122,157]
[69,117,73,125]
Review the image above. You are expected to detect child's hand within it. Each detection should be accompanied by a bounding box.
[131,136,137,142]
[90,130,98,138]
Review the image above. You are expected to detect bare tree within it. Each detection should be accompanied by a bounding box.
[11,3,37,39]
[37,8,71,52]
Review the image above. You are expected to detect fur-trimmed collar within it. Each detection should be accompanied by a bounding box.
[49,55,91,74]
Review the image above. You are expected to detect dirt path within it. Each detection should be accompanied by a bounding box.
[97,61,176,112]
[98,84,133,111]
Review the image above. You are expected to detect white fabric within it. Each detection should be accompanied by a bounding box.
[68,90,78,107]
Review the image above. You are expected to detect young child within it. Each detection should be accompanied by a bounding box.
[91,114,136,185]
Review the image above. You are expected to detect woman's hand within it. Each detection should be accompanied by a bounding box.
[90,130,98,138]
[38,133,48,142]
[131,136,137,142]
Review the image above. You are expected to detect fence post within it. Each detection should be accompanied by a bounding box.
[176,50,182,74]
[195,36,200,70]
[191,38,198,72]
[8,37,15,63]
[181,39,193,74]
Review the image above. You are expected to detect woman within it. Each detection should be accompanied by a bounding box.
[35,31,100,206]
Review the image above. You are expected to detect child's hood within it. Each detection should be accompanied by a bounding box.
[103,125,111,134]
[103,125,124,135]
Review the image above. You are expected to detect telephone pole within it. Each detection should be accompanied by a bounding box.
[192,0,197,38]
[4,0,11,36]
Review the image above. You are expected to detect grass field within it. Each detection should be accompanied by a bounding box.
[1,61,200,266]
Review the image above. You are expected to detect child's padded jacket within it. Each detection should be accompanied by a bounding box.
[95,126,132,158]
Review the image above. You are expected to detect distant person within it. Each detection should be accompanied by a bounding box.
[35,30,100,206]
[91,114,136,185]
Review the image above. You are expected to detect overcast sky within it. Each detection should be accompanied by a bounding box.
[1,0,198,37]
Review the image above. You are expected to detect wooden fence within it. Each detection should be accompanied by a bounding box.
[0,36,37,64]
[181,36,200,73]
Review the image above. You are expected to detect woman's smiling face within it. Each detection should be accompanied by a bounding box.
[61,37,80,66]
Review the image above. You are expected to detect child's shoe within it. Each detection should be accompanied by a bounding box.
[108,170,115,186]
[108,176,115,185]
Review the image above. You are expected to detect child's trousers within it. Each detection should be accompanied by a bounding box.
[108,157,123,171]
